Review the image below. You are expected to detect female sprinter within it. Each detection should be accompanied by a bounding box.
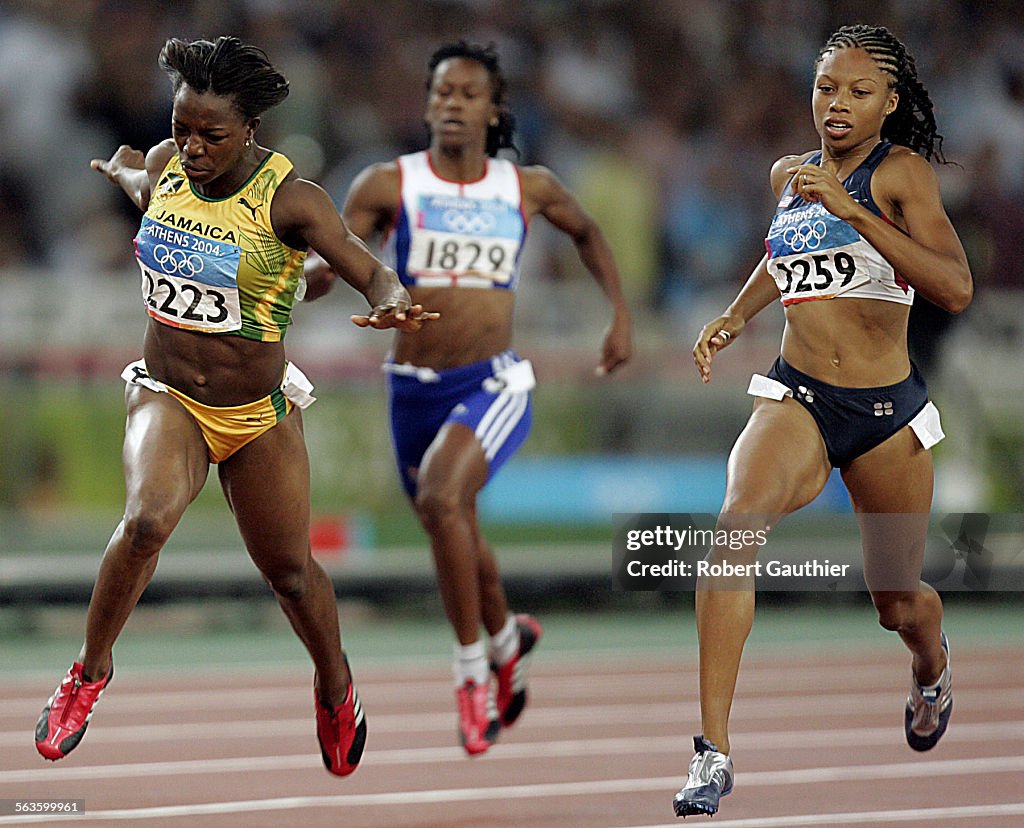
[35,36,433,776]
[313,41,632,755]
[675,25,972,817]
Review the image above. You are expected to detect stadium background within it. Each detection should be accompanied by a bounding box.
[0,0,1021,646]
[2,2,1023,825]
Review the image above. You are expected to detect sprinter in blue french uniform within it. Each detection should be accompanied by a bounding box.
[678,25,973,818]
[310,41,632,756]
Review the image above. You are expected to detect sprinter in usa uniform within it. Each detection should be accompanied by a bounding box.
[676,25,972,818]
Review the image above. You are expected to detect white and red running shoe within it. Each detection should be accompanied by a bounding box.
[35,661,112,761]
[456,678,500,756]
[492,613,542,727]
[315,681,367,776]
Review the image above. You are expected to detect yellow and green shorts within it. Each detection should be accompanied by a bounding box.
[121,359,316,463]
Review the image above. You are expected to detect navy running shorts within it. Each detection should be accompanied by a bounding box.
[747,356,944,467]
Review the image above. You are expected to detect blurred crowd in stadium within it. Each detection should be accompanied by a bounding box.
[0,0,1021,326]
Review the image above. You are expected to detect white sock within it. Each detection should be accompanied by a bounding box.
[489,614,519,667]
[453,640,488,687]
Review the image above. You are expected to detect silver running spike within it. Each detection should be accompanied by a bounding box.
[673,736,734,817]
[905,632,952,751]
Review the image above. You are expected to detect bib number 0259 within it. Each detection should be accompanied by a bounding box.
[776,251,856,296]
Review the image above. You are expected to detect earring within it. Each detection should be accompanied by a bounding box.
[489,119,499,127]
[244,137,252,148]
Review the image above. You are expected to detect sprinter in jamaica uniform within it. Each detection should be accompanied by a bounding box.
[34,36,434,776]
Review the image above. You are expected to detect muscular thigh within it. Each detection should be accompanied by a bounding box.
[841,424,933,513]
[122,385,210,511]
[841,425,933,591]
[218,407,310,562]
[417,422,489,504]
[723,397,832,520]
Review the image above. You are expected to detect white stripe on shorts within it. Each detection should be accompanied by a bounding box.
[476,390,512,439]
[478,390,528,461]
[486,392,528,460]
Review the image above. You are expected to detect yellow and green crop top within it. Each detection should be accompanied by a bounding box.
[134,152,305,342]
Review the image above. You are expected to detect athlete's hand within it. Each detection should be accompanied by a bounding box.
[90,145,145,184]
[693,315,744,384]
[787,163,859,221]
[595,312,633,376]
[351,303,440,331]
[353,268,439,330]
[349,266,440,330]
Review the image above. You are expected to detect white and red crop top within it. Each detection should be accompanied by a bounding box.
[382,151,528,290]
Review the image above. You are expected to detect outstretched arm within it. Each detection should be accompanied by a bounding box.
[90,140,175,212]
[272,176,435,331]
[522,166,632,376]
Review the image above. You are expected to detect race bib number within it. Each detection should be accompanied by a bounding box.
[135,218,242,332]
[768,246,870,303]
[407,195,523,286]
[766,206,869,303]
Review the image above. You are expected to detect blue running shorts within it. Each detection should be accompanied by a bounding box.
[386,350,534,497]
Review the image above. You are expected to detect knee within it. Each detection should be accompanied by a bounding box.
[872,593,916,632]
[414,486,467,532]
[122,509,176,558]
[715,499,774,543]
[261,559,310,602]
[719,489,782,527]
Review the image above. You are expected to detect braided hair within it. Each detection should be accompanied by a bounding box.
[815,25,946,163]
[159,36,289,120]
[427,41,518,157]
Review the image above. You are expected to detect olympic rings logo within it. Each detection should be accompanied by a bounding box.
[782,220,828,252]
[442,209,496,234]
[153,245,205,278]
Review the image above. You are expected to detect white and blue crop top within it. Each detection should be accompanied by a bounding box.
[383,151,527,290]
[765,141,913,307]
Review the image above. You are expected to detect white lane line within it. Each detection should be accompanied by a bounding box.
[4,721,1024,783]
[1,758,1024,824]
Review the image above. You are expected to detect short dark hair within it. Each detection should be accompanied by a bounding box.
[159,36,289,120]
[816,25,947,163]
[427,41,517,157]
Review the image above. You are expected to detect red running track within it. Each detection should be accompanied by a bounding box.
[1,646,1023,827]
